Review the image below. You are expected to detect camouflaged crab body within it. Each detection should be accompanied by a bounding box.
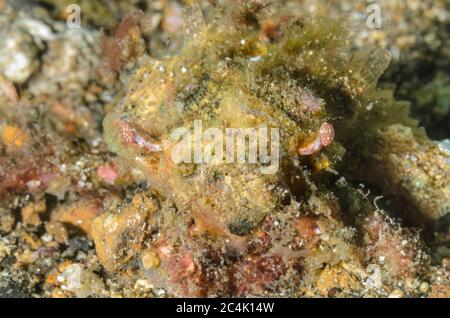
[102,18,347,240]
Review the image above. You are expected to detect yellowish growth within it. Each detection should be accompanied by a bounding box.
[1,125,28,147]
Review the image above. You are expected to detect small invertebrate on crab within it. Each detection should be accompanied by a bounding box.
[117,119,162,153]
[298,123,335,156]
